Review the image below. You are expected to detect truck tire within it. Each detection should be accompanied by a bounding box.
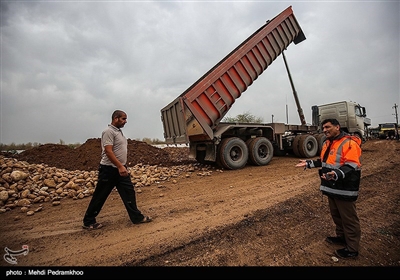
[218,137,248,170]
[292,135,302,157]
[298,134,318,158]
[247,137,273,166]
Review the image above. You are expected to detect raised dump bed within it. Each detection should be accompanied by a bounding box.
[161,6,305,145]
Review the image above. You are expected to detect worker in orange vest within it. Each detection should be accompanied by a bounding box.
[296,118,362,258]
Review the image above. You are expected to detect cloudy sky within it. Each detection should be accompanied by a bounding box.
[1,0,399,145]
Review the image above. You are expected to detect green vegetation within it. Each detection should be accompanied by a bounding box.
[139,138,166,145]
[222,111,263,123]
[0,142,42,152]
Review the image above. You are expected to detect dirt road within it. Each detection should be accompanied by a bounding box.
[1,139,399,278]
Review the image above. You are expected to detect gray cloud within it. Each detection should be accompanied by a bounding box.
[1,1,399,145]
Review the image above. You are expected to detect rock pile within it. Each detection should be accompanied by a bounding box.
[0,155,213,215]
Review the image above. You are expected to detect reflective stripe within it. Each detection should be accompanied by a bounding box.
[333,138,353,167]
[322,162,360,171]
[337,169,345,179]
[320,185,359,196]
[322,162,336,168]
[334,139,347,166]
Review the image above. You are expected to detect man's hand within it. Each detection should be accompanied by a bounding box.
[321,171,336,181]
[118,165,129,177]
[296,160,307,167]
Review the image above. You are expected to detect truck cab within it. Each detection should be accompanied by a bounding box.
[312,101,369,142]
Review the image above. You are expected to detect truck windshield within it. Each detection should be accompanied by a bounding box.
[355,106,363,117]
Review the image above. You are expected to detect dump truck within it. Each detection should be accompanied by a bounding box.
[160,6,368,170]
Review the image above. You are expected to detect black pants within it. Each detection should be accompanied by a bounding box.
[83,165,144,226]
[328,196,361,252]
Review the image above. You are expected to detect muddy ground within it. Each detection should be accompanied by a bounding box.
[0,139,399,279]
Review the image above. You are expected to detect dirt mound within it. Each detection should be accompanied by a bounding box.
[12,138,194,171]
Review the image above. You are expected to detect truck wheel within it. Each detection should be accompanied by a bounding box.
[298,134,318,158]
[218,137,248,170]
[292,135,302,157]
[247,137,273,166]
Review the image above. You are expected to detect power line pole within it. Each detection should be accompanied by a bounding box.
[393,103,399,140]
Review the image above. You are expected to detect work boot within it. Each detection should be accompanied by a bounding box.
[335,248,358,259]
[325,236,346,245]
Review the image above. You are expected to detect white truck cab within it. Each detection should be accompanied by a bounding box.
[312,101,369,142]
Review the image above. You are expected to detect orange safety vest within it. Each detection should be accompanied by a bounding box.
[320,135,361,170]
[319,132,362,201]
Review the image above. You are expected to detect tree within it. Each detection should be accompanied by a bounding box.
[222,111,263,123]
[142,138,152,144]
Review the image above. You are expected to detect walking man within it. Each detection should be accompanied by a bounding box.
[82,110,152,229]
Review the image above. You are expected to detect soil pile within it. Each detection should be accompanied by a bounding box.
[10,139,194,171]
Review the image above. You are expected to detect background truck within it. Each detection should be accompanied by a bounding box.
[311,101,370,143]
[160,6,368,170]
[378,123,398,139]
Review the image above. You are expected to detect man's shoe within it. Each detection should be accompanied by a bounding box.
[325,236,346,245]
[335,248,358,259]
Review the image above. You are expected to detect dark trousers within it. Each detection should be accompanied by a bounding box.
[328,196,361,252]
[83,165,144,226]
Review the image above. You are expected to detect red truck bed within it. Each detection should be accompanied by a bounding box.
[161,6,305,144]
